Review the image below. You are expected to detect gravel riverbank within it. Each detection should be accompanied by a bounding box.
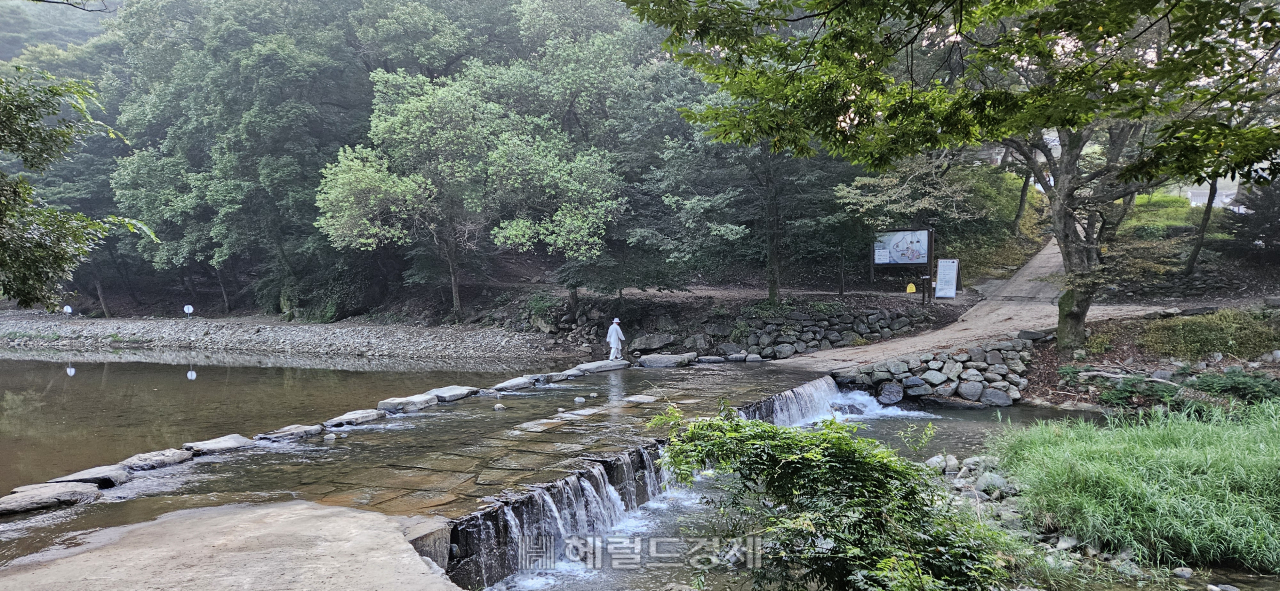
[0,311,572,370]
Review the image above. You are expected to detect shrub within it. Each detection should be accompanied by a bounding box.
[1139,309,1280,360]
[1192,371,1280,402]
[523,292,558,318]
[990,402,1280,570]
[653,408,1006,591]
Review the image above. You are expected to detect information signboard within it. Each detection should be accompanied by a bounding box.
[872,230,930,265]
[935,259,959,299]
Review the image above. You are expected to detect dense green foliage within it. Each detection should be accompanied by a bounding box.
[0,0,1048,315]
[654,409,1005,590]
[992,403,1280,571]
[0,0,109,61]
[1139,309,1280,360]
[623,0,1280,348]
[1192,371,1280,403]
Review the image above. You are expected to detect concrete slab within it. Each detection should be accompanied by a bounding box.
[0,501,462,591]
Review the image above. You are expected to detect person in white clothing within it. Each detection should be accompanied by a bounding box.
[606,318,626,360]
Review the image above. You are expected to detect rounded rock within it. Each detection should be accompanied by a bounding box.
[494,403,507,411]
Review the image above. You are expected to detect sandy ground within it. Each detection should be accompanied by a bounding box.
[778,240,1168,372]
[0,501,461,591]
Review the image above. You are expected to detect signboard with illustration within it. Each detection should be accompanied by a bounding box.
[872,230,930,265]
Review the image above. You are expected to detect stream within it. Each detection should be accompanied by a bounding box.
[1,354,1275,590]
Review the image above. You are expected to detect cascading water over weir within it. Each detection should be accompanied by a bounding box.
[445,376,921,589]
[446,444,664,589]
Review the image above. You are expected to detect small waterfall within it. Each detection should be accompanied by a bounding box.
[740,375,935,426]
[764,376,843,426]
[447,444,667,589]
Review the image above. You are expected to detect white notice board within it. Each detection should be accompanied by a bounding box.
[935,259,959,298]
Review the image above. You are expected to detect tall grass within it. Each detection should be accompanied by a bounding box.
[990,402,1280,571]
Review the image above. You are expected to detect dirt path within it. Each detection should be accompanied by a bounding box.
[778,240,1166,372]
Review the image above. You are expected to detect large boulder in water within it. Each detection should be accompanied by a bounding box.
[980,388,1013,407]
[638,354,691,368]
[47,465,132,488]
[877,382,904,405]
[0,482,101,516]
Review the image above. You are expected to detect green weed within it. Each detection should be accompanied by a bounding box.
[1191,371,1280,402]
[1140,309,1280,359]
[991,401,1280,571]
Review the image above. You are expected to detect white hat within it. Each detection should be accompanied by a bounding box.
[612,318,621,323]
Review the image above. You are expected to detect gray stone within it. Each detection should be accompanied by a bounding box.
[889,317,910,330]
[1265,296,1280,308]
[684,334,711,351]
[906,385,933,396]
[639,354,692,368]
[573,360,630,373]
[1151,369,1175,381]
[958,381,985,401]
[631,333,677,351]
[696,356,725,364]
[774,343,796,359]
[989,364,1009,375]
[924,455,946,473]
[974,472,1007,493]
[322,409,386,428]
[378,393,438,413]
[255,424,323,442]
[922,395,986,410]
[927,360,944,370]
[492,376,536,391]
[728,353,747,362]
[745,354,763,362]
[934,381,958,397]
[988,381,1010,391]
[1018,330,1047,340]
[493,403,506,411]
[983,372,1002,382]
[717,342,744,356]
[1007,386,1021,400]
[959,368,983,381]
[877,383,904,405]
[1171,567,1193,579]
[757,333,774,347]
[49,465,131,488]
[944,454,960,474]
[985,351,1005,365]
[1005,359,1027,374]
[964,361,989,370]
[942,360,962,378]
[951,352,971,363]
[871,371,893,383]
[0,482,101,516]
[903,376,926,387]
[980,388,1013,406]
[888,361,909,374]
[702,323,732,336]
[183,434,255,455]
[968,347,986,360]
[1055,535,1079,551]
[761,346,775,358]
[120,449,193,472]
[920,370,948,385]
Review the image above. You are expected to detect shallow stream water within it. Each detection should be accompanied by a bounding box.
[0,354,1274,590]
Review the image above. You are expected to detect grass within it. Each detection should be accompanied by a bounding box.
[991,402,1280,571]
[1140,309,1280,360]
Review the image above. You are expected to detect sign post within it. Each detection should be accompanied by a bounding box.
[871,228,934,301]
[935,259,960,299]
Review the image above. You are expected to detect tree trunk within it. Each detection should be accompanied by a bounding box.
[215,267,231,313]
[444,239,462,313]
[1012,173,1031,237]
[1056,288,1094,350]
[568,287,579,311]
[183,269,198,303]
[93,278,110,318]
[1184,179,1218,275]
[765,193,781,303]
[838,247,846,296]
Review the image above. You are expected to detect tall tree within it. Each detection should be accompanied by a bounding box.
[625,0,1280,348]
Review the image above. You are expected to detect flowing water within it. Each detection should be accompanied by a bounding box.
[1,355,1274,590]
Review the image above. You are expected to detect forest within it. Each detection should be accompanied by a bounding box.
[0,0,1039,321]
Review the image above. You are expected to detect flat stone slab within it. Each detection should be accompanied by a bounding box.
[0,482,101,516]
[48,465,131,489]
[323,409,386,428]
[572,360,630,373]
[378,393,438,413]
[491,376,535,391]
[254,424,323,442]
[183,434,255,455]
[622,395,658,403]
[0,501,463,590]
[119,449,193,472]
[431,385,479,402]
[638,354,690,368]
[696,356,725,363]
